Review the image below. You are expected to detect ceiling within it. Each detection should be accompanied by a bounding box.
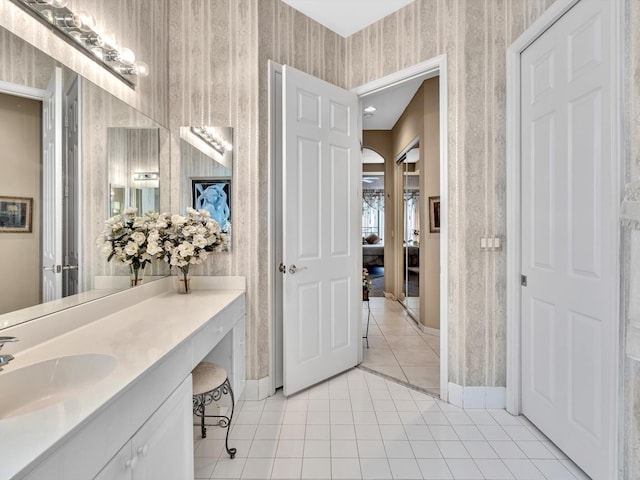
[361,77,425,130]
[280,0,415,38]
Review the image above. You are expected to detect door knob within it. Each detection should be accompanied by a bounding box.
[62,265,78,270]
[288,265,307,274]
[43,265,62,273]
[278,263,286,274]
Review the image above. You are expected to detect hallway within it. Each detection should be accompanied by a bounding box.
[195,368,588,480]
[362,297,440,396]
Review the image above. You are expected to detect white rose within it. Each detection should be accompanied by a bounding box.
[192,235,207,248]
[182,225,197,236]
[178,242,195,257]
[132,217,146,228]
[171,214,186,225]
[146,241,162,256]
[124,241,139,256]
[131,231,146,245]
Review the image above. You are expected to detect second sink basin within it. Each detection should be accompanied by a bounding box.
[0,353,118,419]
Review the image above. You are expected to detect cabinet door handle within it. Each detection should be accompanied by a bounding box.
[137,444,149,457]
[125,456,138,470]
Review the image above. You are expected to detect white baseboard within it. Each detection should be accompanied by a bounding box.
[447,382,506,409]
[420,325,440,336]
[244,376,272,401]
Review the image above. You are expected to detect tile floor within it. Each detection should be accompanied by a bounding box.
[362,297,440,396]
[194,368,588,480]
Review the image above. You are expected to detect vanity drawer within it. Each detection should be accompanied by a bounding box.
[192,296,244,365]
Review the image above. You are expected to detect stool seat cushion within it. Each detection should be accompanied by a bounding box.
[192,362,228,395]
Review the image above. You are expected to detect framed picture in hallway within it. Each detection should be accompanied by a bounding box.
[429,196,440,233]
[0,196,32,233]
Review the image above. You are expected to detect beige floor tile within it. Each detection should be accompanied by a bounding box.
[402,366,440,389]
[394,349,440,367]
[362,349,399,367]
[384,335,430,349]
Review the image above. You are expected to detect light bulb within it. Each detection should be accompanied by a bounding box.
[133,61,150,77]
[43,0,69,8]
[74,11,96,32]
[118,48,136,65]
[97,32,118,50]
[40,9,55,24]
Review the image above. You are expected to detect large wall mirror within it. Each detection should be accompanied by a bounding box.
[180,126,233,245]
[0,25,170,330]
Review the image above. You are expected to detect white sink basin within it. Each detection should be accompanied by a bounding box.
[0,354,117,419]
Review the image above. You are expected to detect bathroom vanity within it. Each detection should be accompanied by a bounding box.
[0,277,246,480]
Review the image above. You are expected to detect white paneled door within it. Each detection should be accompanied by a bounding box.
[520,1,616,478]
[42,67,63,302]
[282,65,360,396]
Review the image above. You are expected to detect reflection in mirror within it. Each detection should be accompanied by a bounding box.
[108,128,161,216]
[0,25,170,331]
[180,126,233,248]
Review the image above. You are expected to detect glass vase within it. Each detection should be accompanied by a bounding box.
[129,264,145,287]
[177,265,191,294]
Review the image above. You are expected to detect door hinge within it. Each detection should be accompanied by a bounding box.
[520,275,528,287]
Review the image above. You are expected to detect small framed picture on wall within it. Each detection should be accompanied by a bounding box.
[429,196,440,234]
[0,196,32,233]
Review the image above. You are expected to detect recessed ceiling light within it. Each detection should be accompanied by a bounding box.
[364,106,377,113]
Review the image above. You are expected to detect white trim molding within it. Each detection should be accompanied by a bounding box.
[448,383,506,409]
[0,80,46,100]
[244,376,272,401]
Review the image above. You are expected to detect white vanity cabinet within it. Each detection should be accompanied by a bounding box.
[93,377,193,480]
[3,280,246,480]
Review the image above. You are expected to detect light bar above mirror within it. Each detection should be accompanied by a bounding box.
[10,0,149,88]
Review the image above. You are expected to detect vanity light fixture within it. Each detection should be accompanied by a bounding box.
[191,127,233,155]
[133,172,159,181]
[11,0,149,88]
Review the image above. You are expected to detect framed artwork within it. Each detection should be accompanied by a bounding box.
[191,178,231,232]
[429,196,440,233]
[0,196,32,233]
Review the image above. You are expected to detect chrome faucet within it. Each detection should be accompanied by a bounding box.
[0,336,18,371]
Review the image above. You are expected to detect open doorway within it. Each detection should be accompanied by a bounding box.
[358,67,443,396]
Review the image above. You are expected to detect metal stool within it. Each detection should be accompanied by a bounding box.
[192,362,237,458]
[363,288,371,348]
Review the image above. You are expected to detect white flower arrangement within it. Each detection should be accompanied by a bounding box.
[96,208,158,274]
[98,207,229,291]
[151,207,230,271]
